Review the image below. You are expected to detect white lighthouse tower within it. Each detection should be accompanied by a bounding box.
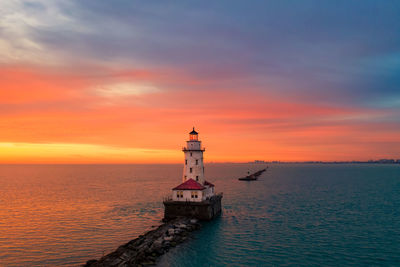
[164,128,222,220]
[182,127,205,184]
[170,128,215,202]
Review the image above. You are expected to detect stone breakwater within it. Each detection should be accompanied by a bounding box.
[83,217,201,267]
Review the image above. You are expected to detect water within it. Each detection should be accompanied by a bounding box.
[0,164,399,266]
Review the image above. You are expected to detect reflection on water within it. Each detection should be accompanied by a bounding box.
[1,164,399,266]
[0,164,180,266]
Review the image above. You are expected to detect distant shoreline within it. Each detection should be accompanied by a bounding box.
[1,161,399,165]
[245,160,400,164]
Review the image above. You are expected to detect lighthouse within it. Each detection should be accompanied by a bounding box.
[163,128,222,220]
[182,127,205,183]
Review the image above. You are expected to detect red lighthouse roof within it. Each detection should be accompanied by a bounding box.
[173,179,205,190]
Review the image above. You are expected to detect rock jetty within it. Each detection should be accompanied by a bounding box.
[84,217,201,267]
[238,168,267,181]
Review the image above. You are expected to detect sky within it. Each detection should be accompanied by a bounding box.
[1,0,400,163]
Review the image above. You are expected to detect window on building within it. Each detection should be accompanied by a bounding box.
[190,168,192,173]
[196,159,198,165]
[196,176,199,181]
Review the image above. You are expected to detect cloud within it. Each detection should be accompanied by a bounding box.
[2,0,394,107]
[0,1,71,64]
[94,82,159,98]
[1,1,400,162]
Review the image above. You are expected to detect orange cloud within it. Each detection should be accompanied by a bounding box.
[1,64,399,163]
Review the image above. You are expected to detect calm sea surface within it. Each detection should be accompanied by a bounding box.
[0,164,399,266]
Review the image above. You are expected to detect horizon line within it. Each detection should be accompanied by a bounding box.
[1,159,399,165]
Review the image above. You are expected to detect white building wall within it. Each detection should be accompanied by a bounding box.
[182,141,204,183]
[172,189,203,202]
[202,186,214,200]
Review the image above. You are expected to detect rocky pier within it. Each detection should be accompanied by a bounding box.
[83,217,201,267]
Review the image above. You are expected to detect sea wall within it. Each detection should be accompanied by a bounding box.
[163,194,222,221]
[84,217,201,267]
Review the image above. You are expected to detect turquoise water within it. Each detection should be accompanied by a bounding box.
[158,164,400,266]
[0,164,399,266]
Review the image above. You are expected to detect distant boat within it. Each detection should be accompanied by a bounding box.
[238,168,267,181]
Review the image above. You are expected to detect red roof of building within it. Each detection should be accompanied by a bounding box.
[173,179,205,190]
[204,180,215,187]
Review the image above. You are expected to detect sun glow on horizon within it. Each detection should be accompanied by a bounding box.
[0,142,181,164]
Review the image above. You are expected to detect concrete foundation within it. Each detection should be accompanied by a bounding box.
[163,193,222,221]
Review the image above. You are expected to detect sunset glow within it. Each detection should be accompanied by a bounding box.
[1,1,400,163]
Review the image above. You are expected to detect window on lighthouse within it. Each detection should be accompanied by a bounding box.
[196,159,198,165]
[190,168,192,173]
[185,160,187,165]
